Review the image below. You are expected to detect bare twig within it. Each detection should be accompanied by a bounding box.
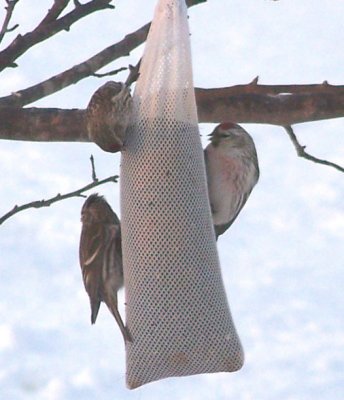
[249,76,259,86]
[92,66,127,78]
[0,153,119,225]
[0,163,119,225]
[125,58,141,87]
[0,0,115,72]
[0,0,19,44]
[284,126,344,173]
[90,155,97,181]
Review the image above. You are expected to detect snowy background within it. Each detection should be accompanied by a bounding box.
[0,0,343,399]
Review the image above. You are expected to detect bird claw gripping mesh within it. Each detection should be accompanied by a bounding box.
[120,0,244,389]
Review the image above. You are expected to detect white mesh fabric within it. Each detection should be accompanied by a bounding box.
[120,0,244,389]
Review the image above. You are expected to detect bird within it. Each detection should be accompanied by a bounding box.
[204,122,259,240]
[79,193,131,342]
[86,81,133,153]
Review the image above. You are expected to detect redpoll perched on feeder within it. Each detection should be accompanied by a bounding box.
[79,194,131,342]
[204,122,259,240]
[86,81,133,153]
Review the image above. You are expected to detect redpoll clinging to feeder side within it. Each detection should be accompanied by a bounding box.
[79,194,131,342]
[86,81,133,153]
[204,122,260,240]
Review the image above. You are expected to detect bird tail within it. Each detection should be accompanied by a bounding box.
[90,300,101,324]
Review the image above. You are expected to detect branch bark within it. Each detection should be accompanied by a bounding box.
[38,0,71,25]
[1,84,343,142]
[196,84,344,124]
[0,20,150,107]
[0,0,205,106]
[0,0,115,72]
[0,107,86,141]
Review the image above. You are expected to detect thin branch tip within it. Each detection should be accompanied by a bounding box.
[125,58,141,87]
[90,154,98,182]
[284,125,344,174]
[250,76,259,85]
[92,66,127,78]
[0,173,120,225]
[0,0,19,44]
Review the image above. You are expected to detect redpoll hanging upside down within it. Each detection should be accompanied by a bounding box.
[86,81,133,153]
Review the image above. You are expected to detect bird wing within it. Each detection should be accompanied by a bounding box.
[79,223,104,323]
[79,223,104,269]
[203,148,215,211]
[215,156,260,240]
[214,189,252,239]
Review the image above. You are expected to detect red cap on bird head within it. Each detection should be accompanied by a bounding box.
[218,122,239,131]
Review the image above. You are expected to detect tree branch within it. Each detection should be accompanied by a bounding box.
[1,83,343,142]
[195,84,344,124]
[0,107,87,141]
[125,59,141,87]
[92,66,127,78]
[0,158,119,225]
[38,0,70,26]
[0,0,205,106]
[0,0,115,72]
[0,22,150,107]
[284,126,344,173]
[0,0,20,45]
[90,154,97,181]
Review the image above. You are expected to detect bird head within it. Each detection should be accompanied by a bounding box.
[81,194,119,225]
[208,122,252,148]
[87,81,123,109]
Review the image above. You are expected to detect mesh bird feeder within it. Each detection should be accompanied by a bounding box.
[120,0,244,389]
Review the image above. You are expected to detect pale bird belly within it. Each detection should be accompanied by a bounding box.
[208,154,241,225]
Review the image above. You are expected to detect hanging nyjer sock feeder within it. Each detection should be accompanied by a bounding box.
[120,0,244,389]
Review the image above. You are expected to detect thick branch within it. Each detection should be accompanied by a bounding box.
[0,84,344,142]
[0,0,114,72]
[0,107,86,141]
[195,83,344,124]
[39,0,70,25]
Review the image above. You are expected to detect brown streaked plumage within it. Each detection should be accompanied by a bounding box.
[79,193,131,342]
[86,81,133,153]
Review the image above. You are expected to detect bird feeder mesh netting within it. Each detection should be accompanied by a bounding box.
[120,0,244,389]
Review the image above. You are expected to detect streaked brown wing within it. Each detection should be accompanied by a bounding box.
[79,223,105,323]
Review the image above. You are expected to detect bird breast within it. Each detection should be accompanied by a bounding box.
[207,147,250,226]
